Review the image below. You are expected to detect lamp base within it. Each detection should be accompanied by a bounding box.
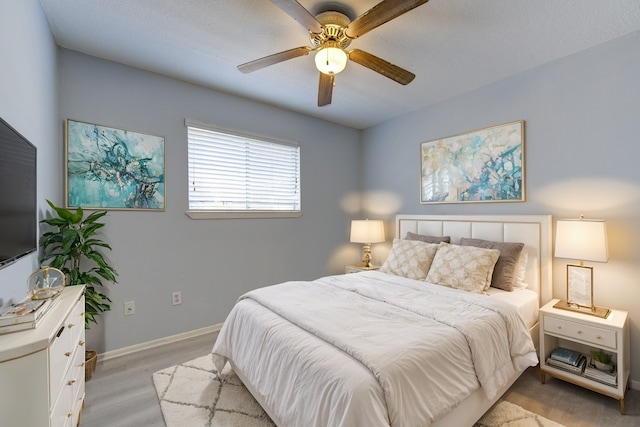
[553,300,610,319]
[361,243,373,268]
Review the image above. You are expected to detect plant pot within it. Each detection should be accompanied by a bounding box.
[594,360,613,372]
[85,349,98,381]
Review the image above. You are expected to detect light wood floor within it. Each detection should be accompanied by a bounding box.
[80,332,217,427]
[80,331,640,427]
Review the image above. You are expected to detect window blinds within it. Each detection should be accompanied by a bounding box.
[186,121,300,212]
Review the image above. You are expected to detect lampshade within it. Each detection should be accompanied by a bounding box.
[315,47,348,75]
[555,218,609,262]
[350,220,385,244]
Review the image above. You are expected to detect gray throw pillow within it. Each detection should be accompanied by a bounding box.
[405,231,451,244]
[459,238,524,291]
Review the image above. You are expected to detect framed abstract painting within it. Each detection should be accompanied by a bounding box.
[420,120,524,204]
[65,119,165,210]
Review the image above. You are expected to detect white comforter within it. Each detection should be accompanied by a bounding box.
[212,271,538,427]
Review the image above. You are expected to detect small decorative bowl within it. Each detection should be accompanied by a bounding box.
[594,360,613,372]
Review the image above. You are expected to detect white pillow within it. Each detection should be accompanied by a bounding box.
[513,251,529,289]
[425,242,500,293]
[380,239,439,280]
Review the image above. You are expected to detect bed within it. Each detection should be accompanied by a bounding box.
[212,214,552,426]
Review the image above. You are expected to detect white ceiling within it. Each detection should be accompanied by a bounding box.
[39,0,640,129]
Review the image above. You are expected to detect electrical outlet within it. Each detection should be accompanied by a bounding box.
[124,300,135,315]
[172,291,182,306]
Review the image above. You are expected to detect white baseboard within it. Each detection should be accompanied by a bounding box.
[99,323,223,361]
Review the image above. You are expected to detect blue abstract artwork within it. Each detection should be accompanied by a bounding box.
[421,121,524,203]
[66,119,165,210]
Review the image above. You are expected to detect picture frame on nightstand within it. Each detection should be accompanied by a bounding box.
[566,264,593,308]
[554,264,610,318]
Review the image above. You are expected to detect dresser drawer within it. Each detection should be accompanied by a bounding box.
[49,295,85,408]
[50,323,73,399]
[66,297,85,344]
[544,315,616,349]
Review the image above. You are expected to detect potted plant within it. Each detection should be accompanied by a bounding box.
[590,349,613,372]
[39,200,118,379]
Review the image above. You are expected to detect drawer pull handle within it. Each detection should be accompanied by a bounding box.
[68,379,76,386]
[67,413,73,418]
[557,326,562,329]
[68,323,75,329]
[79,340,85,346]
[64,352,72,357]
[577,330,582,334]
[597,335,602,339]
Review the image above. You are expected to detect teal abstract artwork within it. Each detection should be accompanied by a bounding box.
[421,121,524,204]
[66,119,165,210]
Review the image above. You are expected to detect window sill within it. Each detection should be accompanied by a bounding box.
[185,210,303,219]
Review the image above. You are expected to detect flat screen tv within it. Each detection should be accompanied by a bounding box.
[0,116,37,269]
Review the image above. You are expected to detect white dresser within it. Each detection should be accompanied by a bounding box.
[0,286,86,427]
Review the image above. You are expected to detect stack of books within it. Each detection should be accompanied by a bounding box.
[584,358,617,387]
[0,297,60,334]
[546,347,587,374]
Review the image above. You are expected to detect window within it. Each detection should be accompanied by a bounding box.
[186,120,301,219]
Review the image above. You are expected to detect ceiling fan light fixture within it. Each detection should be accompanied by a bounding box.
[315,46,347,75]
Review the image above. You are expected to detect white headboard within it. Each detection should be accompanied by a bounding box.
[396,214,553,306]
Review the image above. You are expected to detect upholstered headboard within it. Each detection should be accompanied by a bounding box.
[395,214,553,306]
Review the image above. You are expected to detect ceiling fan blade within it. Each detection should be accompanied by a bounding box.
[269,0,323,33]
[345,0,430,39]
[238,46,312,74]
[349,49,415,85]
[318,72,334,106]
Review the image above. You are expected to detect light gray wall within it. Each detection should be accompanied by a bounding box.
[58,50,361,352]
[0,1,59,305]
[361,31,640,385]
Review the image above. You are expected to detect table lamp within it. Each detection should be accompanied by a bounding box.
[350,219,385,268]
[554,215,609,318]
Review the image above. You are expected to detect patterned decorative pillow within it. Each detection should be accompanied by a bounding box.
[405,231,451,244]
[459,238,525,291]
[425,242,501,293]
[380,239,439,280]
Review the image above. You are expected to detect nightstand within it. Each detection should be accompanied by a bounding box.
[539,299,630,414]
[345,264,380,274]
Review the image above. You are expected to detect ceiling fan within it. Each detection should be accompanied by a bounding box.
[238,0,430,107]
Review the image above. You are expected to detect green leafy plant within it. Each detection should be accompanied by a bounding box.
[590,349,612,364]
[40,200,118,328]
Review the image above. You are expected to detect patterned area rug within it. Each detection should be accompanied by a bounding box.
[153,354,564,427]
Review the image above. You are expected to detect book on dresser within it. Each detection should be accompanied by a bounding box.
[0,296,60,334]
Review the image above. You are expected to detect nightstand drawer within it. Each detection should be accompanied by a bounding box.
[544,315,616,349]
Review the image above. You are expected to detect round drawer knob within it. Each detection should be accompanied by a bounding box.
[577,330,582,334]
[557,326,562,329]
[596,335,602,339]
[64,352,72,357]
[67,379,76,386]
